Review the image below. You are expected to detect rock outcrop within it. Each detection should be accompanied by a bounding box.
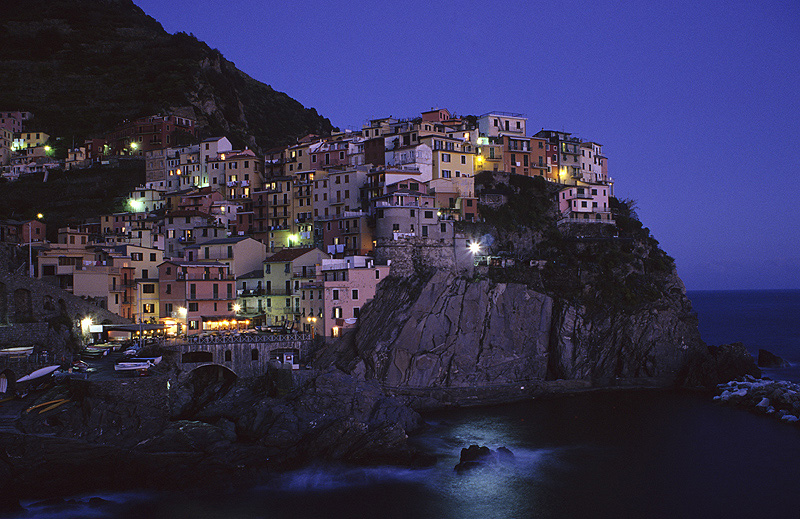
[322,269,710,406]
[2,367,430,500]
[676,342,761,389]
[454,444,515,473]
[714,377,800,424]
[757,349,789,369]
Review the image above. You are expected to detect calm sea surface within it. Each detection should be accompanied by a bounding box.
[8,290,800,519]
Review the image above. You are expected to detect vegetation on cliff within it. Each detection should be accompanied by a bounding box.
[0,0,335,152]
[467,172,677,312]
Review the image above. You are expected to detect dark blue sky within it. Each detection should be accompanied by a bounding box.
[135,0,800,290]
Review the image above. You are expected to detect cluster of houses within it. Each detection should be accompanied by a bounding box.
[0,107,615,338]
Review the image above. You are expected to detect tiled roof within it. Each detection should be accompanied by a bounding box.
[264,247,318,263]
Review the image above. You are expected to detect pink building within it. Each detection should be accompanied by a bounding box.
[303,257,390,338]
[158,260,236,335]
[556,184,614,224]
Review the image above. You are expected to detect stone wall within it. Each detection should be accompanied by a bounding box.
[0,270,129,349]
[173,335,312,378]
[374,235,473,277]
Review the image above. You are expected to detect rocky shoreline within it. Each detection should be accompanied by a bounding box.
[714,376,800,424]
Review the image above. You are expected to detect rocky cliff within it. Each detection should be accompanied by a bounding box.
[317,174,743,407]
[320,268,702,406]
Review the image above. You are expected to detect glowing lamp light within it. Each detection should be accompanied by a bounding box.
[44,145,52,153]
[468,242,482,254]
[130,142,139,150]
[177,307,187,318]
[80,316,93,334]
[36,213,43,219]
[233,303,241,313]
[129,199,144,211]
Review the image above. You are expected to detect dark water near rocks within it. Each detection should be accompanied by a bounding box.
[8,290,800,518]
[689,289,800,382]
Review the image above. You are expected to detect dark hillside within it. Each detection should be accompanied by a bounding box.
[0,0,334,151]
[0,165,145,238]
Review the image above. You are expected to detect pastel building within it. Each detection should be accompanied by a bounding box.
[261,247,330,326]
[304,256,390,338]
[184,236,266,278]
[158,260,236,335]
[556,184,614,224]
[477,112,527,138]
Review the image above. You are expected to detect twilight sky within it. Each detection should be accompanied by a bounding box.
[134,0,800,290]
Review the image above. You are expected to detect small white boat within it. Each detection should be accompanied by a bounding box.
[114,362,151,371]
[15,365,60,383]
[0,347,34,357]
[114,356,161,372]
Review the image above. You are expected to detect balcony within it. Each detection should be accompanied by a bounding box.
[264,289,291,296]
[293,267,316,278]
[238,288,264,297]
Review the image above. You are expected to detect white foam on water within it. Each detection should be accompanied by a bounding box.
[255,464,436,493]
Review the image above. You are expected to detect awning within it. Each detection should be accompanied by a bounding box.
[103,323,167,332]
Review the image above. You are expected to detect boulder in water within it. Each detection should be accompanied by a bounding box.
[758,349,789,369]
[454,445,515,473]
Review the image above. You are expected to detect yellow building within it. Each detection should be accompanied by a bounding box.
[13,132,49,150]
[261,247,329,326]
[283,137,320,175]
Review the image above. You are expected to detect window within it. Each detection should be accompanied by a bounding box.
[442,170,451,178]
[461,155,466,164]
[265,264,270,274]
[442,153,451,162]
[143,304,155,314]
[425,211,433,219]
[225,350,232,362]
[422,225,428,237]
[166,284,171,294]
[284,263,290,273]
[333,307,342,318]
[150,253,157,261]
[332,289,340,300]
[352,289,359,300]
[188,302,198,312]
[142,284,155,293]
[375,270,380,279]
[441,223,447,233]
[251,349,259,361]
[165,303,173,314]
[353,307,360,318]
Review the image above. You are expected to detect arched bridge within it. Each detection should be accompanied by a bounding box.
[167,333,312,378]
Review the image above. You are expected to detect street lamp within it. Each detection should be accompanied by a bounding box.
[468,241,482,255]
[177,307,187,336]
[306,315,317,337]
[28,213,43,277]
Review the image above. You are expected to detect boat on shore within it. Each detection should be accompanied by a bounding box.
[15,365,60,384]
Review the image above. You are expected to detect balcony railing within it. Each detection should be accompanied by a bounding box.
[264,289,291,296]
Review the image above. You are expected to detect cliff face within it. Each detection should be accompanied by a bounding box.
[325,269,701,397]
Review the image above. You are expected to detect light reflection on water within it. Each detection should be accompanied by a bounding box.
[7,391,800,519]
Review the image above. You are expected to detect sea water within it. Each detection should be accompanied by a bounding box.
[6,290,800,518]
